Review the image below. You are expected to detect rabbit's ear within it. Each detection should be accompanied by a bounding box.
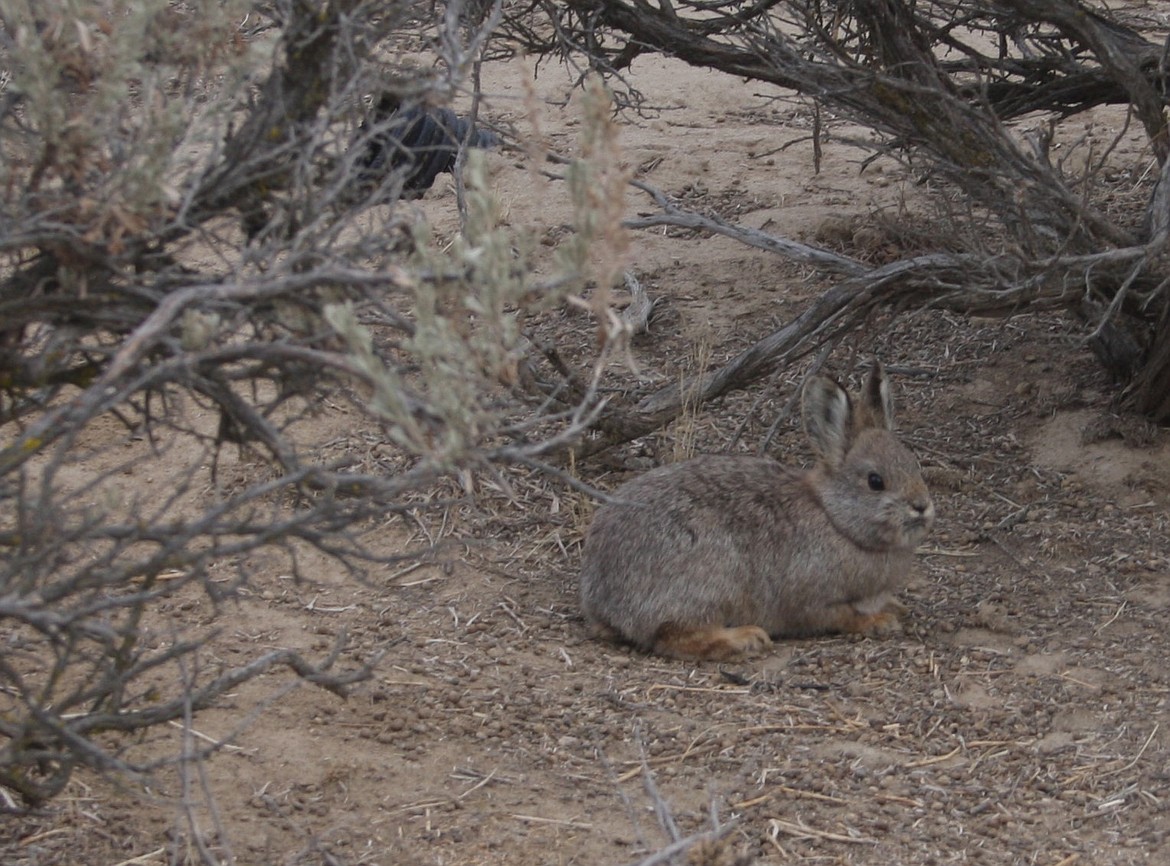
[856,360,895,432]
[803,376,852,466]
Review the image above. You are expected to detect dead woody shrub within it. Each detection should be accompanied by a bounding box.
[502,0,1170,428]
[0,0,625,809]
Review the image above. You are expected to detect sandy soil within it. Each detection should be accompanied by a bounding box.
[5,53,1170,866]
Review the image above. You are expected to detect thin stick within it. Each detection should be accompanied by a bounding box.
[1101,722,1159,778]
[457,768,497,800]
[512,814,593,830]
[768,817,878,845]
[107,849,166,866]
[905,746,962,768]
[637,727,680,843]
[17,828,72,847]
[733,786,850,809]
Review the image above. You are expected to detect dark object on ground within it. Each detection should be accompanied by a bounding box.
[360,96,499,195]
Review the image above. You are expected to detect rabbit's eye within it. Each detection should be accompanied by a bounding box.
[867,472,885,491]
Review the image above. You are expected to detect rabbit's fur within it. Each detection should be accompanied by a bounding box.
[579,363,934,660]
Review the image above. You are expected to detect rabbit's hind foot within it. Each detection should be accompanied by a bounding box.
[654,624,773,660]
[835,606,903,636]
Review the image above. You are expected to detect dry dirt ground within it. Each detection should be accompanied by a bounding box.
[6,54,1170,866]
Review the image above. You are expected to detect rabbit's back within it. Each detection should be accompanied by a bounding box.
[580,455,846,649]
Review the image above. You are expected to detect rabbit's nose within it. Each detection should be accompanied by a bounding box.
[913,499,935,521]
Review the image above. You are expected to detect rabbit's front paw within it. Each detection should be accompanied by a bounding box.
[853,610,903,636]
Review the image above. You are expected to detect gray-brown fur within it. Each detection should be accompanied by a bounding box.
[578,363,934,660]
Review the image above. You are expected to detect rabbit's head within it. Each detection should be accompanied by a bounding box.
[803,362,934,551]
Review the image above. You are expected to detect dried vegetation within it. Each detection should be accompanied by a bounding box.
[2,2,1170,865]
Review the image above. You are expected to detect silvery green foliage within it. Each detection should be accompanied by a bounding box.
[0,1,623,808]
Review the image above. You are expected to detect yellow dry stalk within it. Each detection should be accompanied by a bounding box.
[672,333,714,464]
[558,76,632,326]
